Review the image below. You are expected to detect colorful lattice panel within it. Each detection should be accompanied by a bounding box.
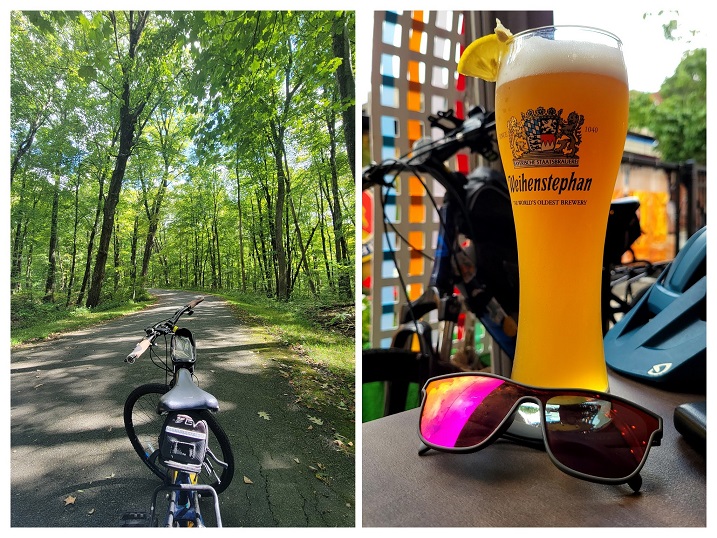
[369,10,468,348]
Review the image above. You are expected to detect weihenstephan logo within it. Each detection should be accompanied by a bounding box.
[508,107,585,168]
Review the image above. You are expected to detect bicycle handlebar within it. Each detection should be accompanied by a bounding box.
[124,296,205,364]
[187,296,205,310]
[126,338,152,364]
[362,106,498,192]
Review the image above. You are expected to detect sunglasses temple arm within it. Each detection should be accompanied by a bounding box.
[418,442,431,456]
[627,474,642,493]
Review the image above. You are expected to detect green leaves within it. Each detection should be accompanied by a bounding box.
[628,48,706,164]
[11,10,355,305]
[77,65,97,82]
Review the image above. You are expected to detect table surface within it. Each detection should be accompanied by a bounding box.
[362,371,706,527]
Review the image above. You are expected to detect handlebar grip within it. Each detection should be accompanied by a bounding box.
[187,296,204,309]
[126,338,152,364]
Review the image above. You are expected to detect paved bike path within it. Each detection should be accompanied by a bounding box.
[10,290,355,527]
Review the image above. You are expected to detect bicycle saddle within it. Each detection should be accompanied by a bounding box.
[158,368,220,413]
[604,226,706,392]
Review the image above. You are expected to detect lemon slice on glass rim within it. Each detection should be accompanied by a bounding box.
[457,19,513,82]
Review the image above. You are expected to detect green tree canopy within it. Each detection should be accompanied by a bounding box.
[10,10,355,308]
[629,48,706,164]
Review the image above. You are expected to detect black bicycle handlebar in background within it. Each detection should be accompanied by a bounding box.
[362,106,499,192]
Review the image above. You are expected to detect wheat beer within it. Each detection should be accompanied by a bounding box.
[495,27,629,391]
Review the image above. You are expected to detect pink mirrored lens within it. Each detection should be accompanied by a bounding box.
[420,376,510,448]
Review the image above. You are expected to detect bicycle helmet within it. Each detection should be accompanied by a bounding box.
[604,226,706,392]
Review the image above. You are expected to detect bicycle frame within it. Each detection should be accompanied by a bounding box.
[148,364,223,527]
[150,472,222,527]
[124,297,230,528]
[366,109,518,380]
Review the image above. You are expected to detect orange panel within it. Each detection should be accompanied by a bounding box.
[407,89,422,112]
[407,282,423,301]
[408,60,420,82]
[408,230,425,250]
[409,249,424,276]
[408,199,426,223]
[408,175,424,196]
[407,119,423,145]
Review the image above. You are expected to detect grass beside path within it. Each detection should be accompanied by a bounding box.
[219,292,356,454]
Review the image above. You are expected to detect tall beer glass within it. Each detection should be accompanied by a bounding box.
[495,26,629,391]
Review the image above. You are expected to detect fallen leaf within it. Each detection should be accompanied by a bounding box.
[308,416,323,426]
[258,411,270,420]
[34,384,44,389]
[87,508,95,515]
[308,465,318,471]
[64,495,76,506]
[243,476,254,484]
[293,458,300,464]
[307,425,313,430]
[317,463,326,470]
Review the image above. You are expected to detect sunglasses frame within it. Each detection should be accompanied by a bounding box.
[417,372,663,492]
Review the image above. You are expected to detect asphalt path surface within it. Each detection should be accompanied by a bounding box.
[10,289,355,527]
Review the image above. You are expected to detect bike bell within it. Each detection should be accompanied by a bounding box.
[604,226,706,391]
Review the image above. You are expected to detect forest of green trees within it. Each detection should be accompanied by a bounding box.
[10,10,356,311]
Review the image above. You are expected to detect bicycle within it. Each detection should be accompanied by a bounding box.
[122,296,235,527]
[362,106,661,416]
[601,196,671,332]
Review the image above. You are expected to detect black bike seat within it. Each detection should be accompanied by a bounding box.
[158,368,219,413]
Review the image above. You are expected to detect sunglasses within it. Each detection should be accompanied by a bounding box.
[418,372,663,492]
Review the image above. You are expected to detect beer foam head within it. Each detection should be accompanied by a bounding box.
[497,28,627,86]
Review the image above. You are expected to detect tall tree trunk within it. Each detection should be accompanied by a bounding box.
[212,187,222,289]
[326,109,351,300]
[140,174,168,283]
[11,174,29,291]
[11,105,49,187]
[130,213,139,299]
[141,109,176,285]
[253,194,273,296]
[86,10,149,308]
[25,242,34,295]
[234,150,247,292]
[288,194,317,297]
[315,189,333,292]
[269,136,288,300]
[332,12,356,179]
[66,173,81,306]
[113,220,121,292]
[77,169,106,305]
[43,172,62,302]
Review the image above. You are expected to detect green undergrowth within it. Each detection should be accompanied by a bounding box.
[10,293,155,347]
